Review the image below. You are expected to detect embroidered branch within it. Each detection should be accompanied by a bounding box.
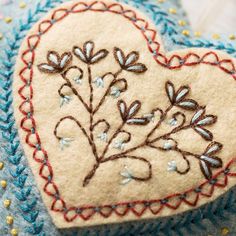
[38,41,223,187]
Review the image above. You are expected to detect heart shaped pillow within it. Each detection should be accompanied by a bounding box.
[10,0,236,231]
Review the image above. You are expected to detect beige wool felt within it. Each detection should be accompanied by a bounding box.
[13,0,236,229]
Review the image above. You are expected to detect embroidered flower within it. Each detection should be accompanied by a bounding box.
[73,75,82,85]
[60,95,71,107]
[110,86,121,98]
[191,107,217,141]
[163,141,173,150]
[113,140,125,150]
[73,41,109,64]
[59,137,74,150]
[120,166,133,185]
[97,132,108,142]
[38,51,72,73]
[93,76,104,88]
[167,160,177,172]
[117,100,149,125]
[143,113,155,122]
[199,142,223,179]
[114,48,147,73]
[165,81,198,110]
[168,118,177,126]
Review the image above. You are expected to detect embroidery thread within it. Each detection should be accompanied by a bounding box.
[38,42,223,187]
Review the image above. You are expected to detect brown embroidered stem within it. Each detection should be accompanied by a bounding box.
[54,116,90,144]
[149,124,192,144]
[93,69,122,114]
[83,162,100,187]
[87,65,99,162]
[101,155,152,181]
[61,72,90,112]
[146,104,173,140]
[100,121,126,160]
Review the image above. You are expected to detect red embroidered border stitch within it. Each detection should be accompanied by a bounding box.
[18,1,236,222]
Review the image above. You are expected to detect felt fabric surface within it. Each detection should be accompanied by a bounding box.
[13,0,236,229]
[1,0,236,235]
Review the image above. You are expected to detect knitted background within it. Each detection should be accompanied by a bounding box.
[0,0,236,235]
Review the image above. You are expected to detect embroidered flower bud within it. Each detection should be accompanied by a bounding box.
[168,118,177,126]
[120,166,133,185]
[144,113,155,122]
[73,75,82,85]
[93,76,104,88]
[167,161,177,172]
[59,137,73,150]
[163,141,173,150]
[60,95,71,107]
[97,132,108,142]
[113,140,125,150]
[110,86,121,98]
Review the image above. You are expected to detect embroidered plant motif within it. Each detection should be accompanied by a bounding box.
[38,41,223,187]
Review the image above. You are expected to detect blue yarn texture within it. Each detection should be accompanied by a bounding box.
[0,0,236,235]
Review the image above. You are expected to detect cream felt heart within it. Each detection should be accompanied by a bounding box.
[13,0,236,229]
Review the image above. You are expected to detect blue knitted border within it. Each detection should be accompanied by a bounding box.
[0,0,236,235]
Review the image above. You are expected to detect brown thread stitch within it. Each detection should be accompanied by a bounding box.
[39,37,223,185]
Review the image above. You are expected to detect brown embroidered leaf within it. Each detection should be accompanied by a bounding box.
[176,99,198,110]
[124,51,139,66]
[191,107,205,124]
[126,63,147,73]
[175,85,190,102]
[73,46,87,63]
[165,81,175,103]
[60,52,72,69]
[127,100,141,119]
[204,142,223,156]
[38,63,58,73]
[117,100,127,121]
[114,47,126,67]
[200,155,222,168]
[194,127,213,141]
[90,49,109,64]
[126,118,149,125]
[200,160,212,180]
[47,51,60,67]
[196,115,217,126]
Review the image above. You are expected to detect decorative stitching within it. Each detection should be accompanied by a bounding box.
[16,0,236,224]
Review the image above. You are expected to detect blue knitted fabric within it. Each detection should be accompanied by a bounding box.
[0,1,236,236]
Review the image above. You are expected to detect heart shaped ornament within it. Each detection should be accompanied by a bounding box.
[13,0,236,228]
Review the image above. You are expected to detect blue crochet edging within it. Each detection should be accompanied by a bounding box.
[0,0,236,235]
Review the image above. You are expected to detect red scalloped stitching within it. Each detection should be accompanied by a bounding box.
[18,1,236,222]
